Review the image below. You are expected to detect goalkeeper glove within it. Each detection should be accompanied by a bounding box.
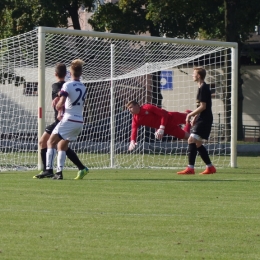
[155,125,165,140]
[128,140,137,151]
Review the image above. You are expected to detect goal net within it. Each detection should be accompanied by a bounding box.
[0,27,237,171]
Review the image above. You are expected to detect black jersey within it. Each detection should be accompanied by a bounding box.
[51,81,65,120]
[52,81,65,100]
[192,82,213,140]
[196,82,213,123]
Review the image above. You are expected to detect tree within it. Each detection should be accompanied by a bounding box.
[39,0,96,30]
[147,0,224,38]
[0,0,96,39]
[0,0,15,38]
[89,1,148,34]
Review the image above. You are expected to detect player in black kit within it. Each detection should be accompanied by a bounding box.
[177,67,216,175]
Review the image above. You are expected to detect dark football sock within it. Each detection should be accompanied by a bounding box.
[66,147,85,170]
[40,148,47,170]
[188,143,197,166]
[197,145,211,165]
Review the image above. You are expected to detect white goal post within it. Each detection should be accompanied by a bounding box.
[0,26,238,170]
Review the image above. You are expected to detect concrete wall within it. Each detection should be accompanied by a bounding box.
[241,66,260,126]
[0,67,57,133]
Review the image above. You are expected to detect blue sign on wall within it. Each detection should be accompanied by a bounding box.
[160,70,173,90]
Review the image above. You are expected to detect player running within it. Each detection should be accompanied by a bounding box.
[35,59,89,180]
[126,100,191,151]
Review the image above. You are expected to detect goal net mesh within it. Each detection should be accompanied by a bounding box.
[0,28,232,170]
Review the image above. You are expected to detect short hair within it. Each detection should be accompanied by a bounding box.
[70,59,84,78]
[126,100,139,108]
[55,63,67,78]
[194,67,206,80]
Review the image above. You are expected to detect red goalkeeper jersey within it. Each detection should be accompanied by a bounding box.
[130,104,187,142]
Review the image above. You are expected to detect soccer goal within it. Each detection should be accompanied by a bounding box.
[0,26,238,171]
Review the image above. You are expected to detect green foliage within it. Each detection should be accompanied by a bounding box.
[145,0,260,40]
[89,2,148,34]
[0,0,96,39]
[90,0,224,38]
[0,9,14,38]
[89,0,260,42]
[1,0,260,42]
[0,0,14,11]
[145,0,222,39]
[226,0,260,42]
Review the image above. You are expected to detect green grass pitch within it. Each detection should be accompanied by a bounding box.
[1,156,260,259]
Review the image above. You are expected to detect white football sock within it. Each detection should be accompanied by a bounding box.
[57,150,66,172]
[46,148,57,170]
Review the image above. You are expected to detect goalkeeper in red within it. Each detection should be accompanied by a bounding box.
[126,100,191,151]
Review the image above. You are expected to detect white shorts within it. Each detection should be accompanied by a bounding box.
[190,133,203,141]
[52,119,83,141]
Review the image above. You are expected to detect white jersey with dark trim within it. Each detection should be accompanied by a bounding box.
[60,80,86,121]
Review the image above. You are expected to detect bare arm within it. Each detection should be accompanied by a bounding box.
[56,96,66,111]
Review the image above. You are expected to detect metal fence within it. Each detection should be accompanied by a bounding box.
[211,123,260,143]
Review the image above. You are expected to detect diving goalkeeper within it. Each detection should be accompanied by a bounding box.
[126,100,191,151]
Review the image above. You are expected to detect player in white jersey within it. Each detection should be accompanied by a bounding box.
[33,63,88,179]
[38,59,89,180]
[58,80,86,123]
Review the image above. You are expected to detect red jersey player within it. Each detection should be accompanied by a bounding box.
[126,100,191,151]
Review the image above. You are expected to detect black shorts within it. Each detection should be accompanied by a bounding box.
[45,120,60,135]
[192,119,212,140]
